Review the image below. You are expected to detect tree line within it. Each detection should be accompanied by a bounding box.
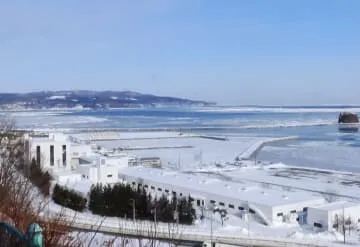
[89,183,196,224]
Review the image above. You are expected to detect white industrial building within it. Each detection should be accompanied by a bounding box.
[118,166,326,225]
[307,201,360,231]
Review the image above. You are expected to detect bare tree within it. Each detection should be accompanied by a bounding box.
[0,117,82,247]
[333,213,358,244]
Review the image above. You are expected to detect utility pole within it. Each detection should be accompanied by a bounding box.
[247,202,250,239]
[343,204,345,244]
[210,210,213,247]
[153,207,157,225]
[129,199,136,222]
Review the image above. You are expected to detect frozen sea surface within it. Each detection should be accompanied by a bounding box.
[3,106,360,172]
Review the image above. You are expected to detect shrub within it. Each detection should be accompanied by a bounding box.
[52,184,87,212]
[27,158,53,196]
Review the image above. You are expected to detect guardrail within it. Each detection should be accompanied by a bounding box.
[50,213,329,247]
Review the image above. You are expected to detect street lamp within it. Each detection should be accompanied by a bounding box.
[151,207,157,225]
[209,209,214,247]
[129,199,136,222]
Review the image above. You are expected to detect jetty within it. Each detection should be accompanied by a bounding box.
[236,136,298,160]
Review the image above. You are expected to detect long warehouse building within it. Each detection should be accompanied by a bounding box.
[119,166,325,225]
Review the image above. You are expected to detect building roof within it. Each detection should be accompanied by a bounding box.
[310,201,359,211]
[119,166,324,207]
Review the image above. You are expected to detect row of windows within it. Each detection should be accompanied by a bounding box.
[209,200,254,213]
[131,180,255,213]
[135,183,183,197]
[36,145,67,167]
[277,210,297,217]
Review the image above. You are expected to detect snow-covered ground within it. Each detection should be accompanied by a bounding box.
[93,136,267,170]
[188,163,360,201]
[47,201,360,247]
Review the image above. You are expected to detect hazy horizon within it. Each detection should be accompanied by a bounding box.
[1,1,360,105]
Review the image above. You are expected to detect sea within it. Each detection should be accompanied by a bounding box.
[6,106,360,173]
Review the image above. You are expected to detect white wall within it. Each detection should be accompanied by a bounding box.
[307,207,332,231]
[30,138,72,170]
[272,198,325,224]
[97,164,118,184]
[76,165,98,182]
[307,205,360,231]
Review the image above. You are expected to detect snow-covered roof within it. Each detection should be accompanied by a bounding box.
[119,166,324,207]
[31,133,69,143]
[310,201,360,211]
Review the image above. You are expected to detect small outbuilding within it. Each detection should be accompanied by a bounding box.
[307,201,360,231]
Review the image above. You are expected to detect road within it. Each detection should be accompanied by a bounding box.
[57,214,329,247]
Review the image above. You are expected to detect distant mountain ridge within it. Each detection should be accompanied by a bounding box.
[0,90,215,110]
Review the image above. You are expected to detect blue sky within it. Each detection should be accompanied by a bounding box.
[0,0,359,105]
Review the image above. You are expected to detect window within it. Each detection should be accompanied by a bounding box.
[229,204,234,209]
[277,212,283,217]
[219,202,225,206]
[290,210,296,214]
[238,206,244,210]
[197,200,201,206]
[303,207,308,212]
[172,191,176,195]
[82,175,86,178]
[36,146,41,166]
[165,189,169,193]
[180,193,183,196]
[50,145,54,166]
[210,200,216,204]
[249,209,255,214]
[144,185,148,188]
[151,186,155,190]
[62,145,67,166]
[158,188,162,192]
[107,174,113,178]
[314,222,322,228]
[132,182,136,185]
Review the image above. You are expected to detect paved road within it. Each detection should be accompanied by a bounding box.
[63,214,329,247]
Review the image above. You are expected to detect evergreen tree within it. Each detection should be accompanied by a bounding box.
[156,195,173,222]
[52,184,87,212]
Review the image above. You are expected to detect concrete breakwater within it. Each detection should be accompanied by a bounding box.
[236,136,298,160]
